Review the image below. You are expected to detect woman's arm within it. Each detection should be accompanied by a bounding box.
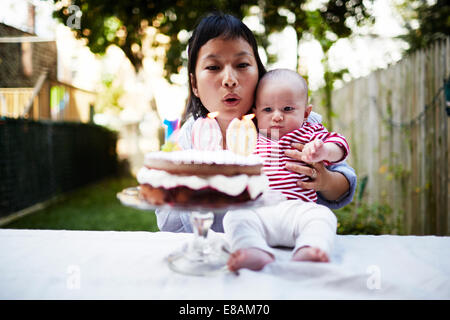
[317,162,356,209]
[155,209,192,232]
[155,207,225,232]
[285,143,357,210]
[300,111,356,208]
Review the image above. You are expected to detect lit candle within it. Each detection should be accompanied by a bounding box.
[226,114,257,156]
[191,112,223,151]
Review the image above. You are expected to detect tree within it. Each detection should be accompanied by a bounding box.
[397,0,450,53]
[52,0,375,126]
[53,0,373,74]
[52,0,257,75]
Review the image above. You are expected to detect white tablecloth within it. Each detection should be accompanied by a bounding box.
[0,229,449,299]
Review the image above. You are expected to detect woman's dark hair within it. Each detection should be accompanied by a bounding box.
[185,12,267,120]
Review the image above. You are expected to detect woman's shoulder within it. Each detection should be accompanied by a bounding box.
[306,111,322,124]
[180,116,195,130]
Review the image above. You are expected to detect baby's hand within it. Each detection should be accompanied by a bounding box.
[301,139,328,163]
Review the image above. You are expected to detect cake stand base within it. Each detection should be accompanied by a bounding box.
[117,187,285,277]
[167,242,229,276]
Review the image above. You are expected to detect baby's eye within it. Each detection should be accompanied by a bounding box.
[283,106,295,111]
[262,107,272,112]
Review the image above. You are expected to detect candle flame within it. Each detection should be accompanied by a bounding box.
[243,114,255,120]
[207,112,219,119]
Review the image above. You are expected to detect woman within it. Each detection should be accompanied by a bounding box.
[156,12,356,232]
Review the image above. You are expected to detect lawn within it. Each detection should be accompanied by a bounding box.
[1,175,159,232]
[1,174,398,235]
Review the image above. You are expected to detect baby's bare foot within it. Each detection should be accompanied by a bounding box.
[292,246,329,262]
[227,248,274,272]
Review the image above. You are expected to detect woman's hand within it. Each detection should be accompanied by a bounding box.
[284,143,329,192]
[284,143,350,200]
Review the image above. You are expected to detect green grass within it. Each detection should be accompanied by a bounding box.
[1,175,159,232]
[3,174,401,235]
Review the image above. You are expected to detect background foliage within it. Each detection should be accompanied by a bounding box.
[52,0,373,76]
[52,0,376,128]
[51,0,448,127]
[397,0,450,54]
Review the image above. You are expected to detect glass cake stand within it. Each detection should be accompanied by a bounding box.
[117,187,284,276]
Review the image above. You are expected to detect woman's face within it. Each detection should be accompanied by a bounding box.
[191,37,259,127]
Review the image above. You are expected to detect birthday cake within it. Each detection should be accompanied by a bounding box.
[137,150,268,207]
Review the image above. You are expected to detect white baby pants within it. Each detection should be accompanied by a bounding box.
[223,200,337,258]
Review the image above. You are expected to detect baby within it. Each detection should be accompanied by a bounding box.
[254,69,349,201]
[224,69,350,272]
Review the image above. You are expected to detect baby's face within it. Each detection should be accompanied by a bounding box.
[254,79,310,139]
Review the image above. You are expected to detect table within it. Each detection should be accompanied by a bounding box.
[0,229,449,299]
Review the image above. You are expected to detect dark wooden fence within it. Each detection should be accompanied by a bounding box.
[0,117,118,218]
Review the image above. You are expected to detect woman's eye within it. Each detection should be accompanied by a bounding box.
[206,66,219,70]
[237,63,250,68]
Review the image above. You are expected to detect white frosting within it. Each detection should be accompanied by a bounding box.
[144,150,263,166]
[137,167,269,199]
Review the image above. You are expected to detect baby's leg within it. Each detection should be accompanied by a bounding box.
[290,203,337,262]
[292,246,329,262]
[223,209,275,272]
[227,248,274,272]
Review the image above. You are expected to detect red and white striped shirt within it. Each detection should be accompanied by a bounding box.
[254,122,349,202]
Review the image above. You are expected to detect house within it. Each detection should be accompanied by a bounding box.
[0,15,95,122]
[0,22,57,87]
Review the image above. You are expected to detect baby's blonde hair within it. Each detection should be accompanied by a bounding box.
[257,68,308,105]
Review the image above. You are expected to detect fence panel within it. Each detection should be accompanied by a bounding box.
[314,38,449,235]
[0,117,118,218]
